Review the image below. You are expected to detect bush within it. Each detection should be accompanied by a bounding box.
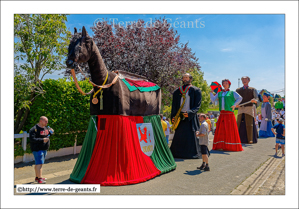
[17,78,92,157]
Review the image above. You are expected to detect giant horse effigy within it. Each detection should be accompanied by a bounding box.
[66,26,176,186]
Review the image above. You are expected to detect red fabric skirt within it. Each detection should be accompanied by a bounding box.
[213,110,243,151]
[81,115,161,186]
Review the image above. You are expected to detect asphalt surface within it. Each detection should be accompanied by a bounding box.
[14,133,281,195]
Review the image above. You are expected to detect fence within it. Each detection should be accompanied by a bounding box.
[14,131,86,164]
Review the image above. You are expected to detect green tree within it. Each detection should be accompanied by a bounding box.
[14,14,71,133]
[162,68,210,119]
[188,68,210,113]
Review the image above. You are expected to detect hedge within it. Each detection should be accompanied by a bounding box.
[15,78,93,157]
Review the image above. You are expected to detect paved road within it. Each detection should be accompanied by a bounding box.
[255,158,285,195]
[14,133,281,195]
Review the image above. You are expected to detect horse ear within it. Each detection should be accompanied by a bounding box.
[74,27,77,34]
[82,26,88,37]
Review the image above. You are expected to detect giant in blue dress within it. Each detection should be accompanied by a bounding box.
[259,93,275,138]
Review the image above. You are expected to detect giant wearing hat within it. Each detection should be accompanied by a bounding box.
[236,76,259,144]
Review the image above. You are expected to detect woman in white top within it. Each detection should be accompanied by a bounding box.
[209,79,243,151]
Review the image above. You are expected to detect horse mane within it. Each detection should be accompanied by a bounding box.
[70,32,91,44]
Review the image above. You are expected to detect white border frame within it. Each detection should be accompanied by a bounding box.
[1,1,298,208]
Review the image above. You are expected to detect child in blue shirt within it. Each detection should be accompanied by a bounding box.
[271,118,285,157]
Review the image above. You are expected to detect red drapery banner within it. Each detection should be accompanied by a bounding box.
[81,115,161,185]
[125,78,157,87]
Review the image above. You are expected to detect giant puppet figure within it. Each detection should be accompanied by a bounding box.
[210,79,243,151]
[236,76,259,144]
[66,27,176,186]
[259,93,275,138]
[170,73,202,159]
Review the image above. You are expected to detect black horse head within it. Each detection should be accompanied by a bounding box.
[66,26,93,69]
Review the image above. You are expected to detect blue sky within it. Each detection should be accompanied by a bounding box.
[47,14,285,95]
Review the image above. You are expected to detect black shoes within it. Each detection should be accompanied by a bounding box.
[197,164,205,170]
[197,164,210,171]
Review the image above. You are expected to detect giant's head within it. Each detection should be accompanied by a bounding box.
[241,76,250,86]
[66,26,93,69]
[263,92,270,102]
[182,73,193,85]
[221,78,231,89]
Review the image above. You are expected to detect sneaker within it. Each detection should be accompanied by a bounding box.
[37,178,46,184]
[35,177,47,182]
[193,154,200,159]
[282,154,285,157]
[204,166,210,171]
[197,164,205,170]
[274,153,278,157]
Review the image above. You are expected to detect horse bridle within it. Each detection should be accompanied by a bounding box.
[70,64,119,96]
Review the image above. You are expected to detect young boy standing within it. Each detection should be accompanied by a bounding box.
[196,114,210,171]
[271,118,285,157]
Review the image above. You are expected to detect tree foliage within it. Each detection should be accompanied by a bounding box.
[64,18,202,106]
[14,14,71,133]
[14,78,92,157]
[188,69,210,113]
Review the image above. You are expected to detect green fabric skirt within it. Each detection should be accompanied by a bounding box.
[69,116,98,183]
[143,115,177,173]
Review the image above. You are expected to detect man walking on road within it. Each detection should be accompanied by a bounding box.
[196,114,210,171]
[29,116,54,184]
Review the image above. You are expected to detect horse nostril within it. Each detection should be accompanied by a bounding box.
[67,60,73,66]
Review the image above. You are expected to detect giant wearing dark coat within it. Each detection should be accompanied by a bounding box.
[236,87,258,143]
[170,85,202,159]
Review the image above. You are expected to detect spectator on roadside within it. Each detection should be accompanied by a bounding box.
[282,109,285,120]
[29,116,54,184]
[280,109,285,118]
[275,99,284,113]
[210,113,214,119]
[257,113,262,128]
[160,114,168,142]
[255,118,259,132]
[275,112,280,125]
[205,115,212,135]
[272,118,285,157]
[163,116,171,145]
[272,110,276,126]
[196,114,210,171]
